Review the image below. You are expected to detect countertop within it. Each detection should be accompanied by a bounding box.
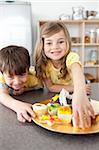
[0,83,99,150]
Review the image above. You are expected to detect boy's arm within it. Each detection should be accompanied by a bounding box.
[43,78,74,92]
[71,62,95,128]
[0,88,35,122]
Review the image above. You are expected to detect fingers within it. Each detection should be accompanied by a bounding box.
[79,110,91,129]
[88,104,95,118]
[72,110,79,127]
[26,107,36,118]
[17,113,26,123]
[86,84,91,95]
[73,105,95,129]
[17,107,36,123]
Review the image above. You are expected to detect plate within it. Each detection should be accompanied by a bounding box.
[32,99,99,134]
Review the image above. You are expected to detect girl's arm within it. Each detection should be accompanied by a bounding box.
[0,88,35,122]
[71,63,95,129]
[43,78,74,93]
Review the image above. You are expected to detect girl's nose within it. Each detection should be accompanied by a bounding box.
[52,42,59,49]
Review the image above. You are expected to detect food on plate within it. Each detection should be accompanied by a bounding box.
[32,90,99,128]
[39,114,63,126]
[58,106,72,123]
[47,103,60,115]
[51,94,59,103]
[32,103,47,116]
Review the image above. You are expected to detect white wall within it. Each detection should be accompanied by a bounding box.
[6,0,99,48]
[30,0,99,46]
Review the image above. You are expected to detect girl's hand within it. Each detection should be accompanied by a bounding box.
[86,84,91,95]
[72,92,95,129]
[14,101,36,123]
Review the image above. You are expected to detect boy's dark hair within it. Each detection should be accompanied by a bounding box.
[0,45,30,75]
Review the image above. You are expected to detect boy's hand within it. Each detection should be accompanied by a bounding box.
[14,101,36,123]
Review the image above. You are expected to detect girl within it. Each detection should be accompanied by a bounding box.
[33,22,95,129]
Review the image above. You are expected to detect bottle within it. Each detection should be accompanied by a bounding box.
[89,29,96,43]
[96,28,99,43]
[84,31,90,43]
[72,6,84,20]
[90,50,97,64]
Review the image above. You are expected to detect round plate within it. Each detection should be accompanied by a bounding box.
[32,99,99,134]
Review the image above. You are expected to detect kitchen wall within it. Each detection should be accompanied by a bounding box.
[16,0,99,47]
[3,0,99,49]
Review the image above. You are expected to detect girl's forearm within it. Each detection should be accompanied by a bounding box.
[71,63,86,93]
[46,84,73,93]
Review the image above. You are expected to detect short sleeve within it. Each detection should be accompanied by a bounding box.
[0,72,5,84]
[0,83,7,89]
[66,52,82,69]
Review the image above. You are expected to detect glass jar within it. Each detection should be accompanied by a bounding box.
[84,31,90,43]
[90,50,97,64]
[72,6,84,20]
[89,29,96,43]
[96,28,99,43]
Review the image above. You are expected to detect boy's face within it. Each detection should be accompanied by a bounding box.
[3,71,28,91]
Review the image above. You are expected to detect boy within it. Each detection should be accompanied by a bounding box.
[0,45,43,123]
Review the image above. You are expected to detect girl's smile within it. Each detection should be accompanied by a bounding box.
[44,30,68,61]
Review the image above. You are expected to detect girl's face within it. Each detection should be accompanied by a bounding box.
[44,30,68,61]
[3,71,28,91]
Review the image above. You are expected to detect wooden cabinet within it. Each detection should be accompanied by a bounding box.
[38,20,99,82]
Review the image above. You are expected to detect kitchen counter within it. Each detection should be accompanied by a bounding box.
[0,83,99,150]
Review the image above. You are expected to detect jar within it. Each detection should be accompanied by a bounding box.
[96,28,99,43]
[72,6,84,20]
[90,50,97,64]
[84,32,90,43]
[59,14,71,20]
[89,29,96,43]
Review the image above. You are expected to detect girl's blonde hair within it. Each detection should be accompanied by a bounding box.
[34,21,71,80]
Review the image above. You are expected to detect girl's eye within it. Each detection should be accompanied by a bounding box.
[45,42,52,45]
[58,41,65,44]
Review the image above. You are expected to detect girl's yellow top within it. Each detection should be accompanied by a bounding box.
[44,52,81,85]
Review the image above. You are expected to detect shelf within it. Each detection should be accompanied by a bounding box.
[84,43,99,46]
[72,43,82,46]
[84,65,99,68]
[72,43,99,46]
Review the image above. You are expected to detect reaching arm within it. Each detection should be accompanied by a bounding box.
[71,63,95,128]
[0,88,35,122]
[43,77,74,93]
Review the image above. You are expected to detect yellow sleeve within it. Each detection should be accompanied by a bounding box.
[0,72,5,83]
[25,66,43,89]
[27,74,43,88]
[66,52,82,69]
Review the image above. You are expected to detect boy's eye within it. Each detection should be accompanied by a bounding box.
[7,75,14,79]
[21,73,27,76]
